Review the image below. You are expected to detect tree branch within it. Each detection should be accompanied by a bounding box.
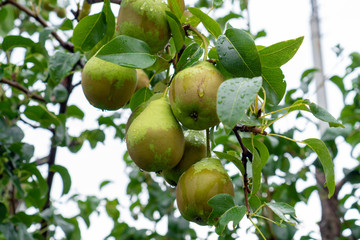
[233,127,253,214]
[3,0,74,52]
[234,124,267,136]
[41,73,74,238]
[87,0,122,4]
[1,78,46,103]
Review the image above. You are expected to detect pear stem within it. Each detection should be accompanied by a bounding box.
[188,25,208,61]
[206,128,211,157]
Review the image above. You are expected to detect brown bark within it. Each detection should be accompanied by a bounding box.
[315,169,341,240]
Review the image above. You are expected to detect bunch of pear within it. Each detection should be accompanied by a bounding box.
[80,0,235,226]
[81,0,171,111]
[124,60,234,226]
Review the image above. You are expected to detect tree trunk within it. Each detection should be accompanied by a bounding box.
[316,170,341,240]
[310,0,342,239]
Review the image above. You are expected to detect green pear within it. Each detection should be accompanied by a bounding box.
[176,157,234,225]
[163,130,207,186]
[169,61,225,130]
[81,57,137,110]
[126,97,185,172]
[125,93,163,132]
[116,0,171,53]
[135,69,150,92]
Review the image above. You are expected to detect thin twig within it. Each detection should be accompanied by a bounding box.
[19,117,41,129]
[87,0,122,4]
[186,25,209,61]
[206,128,211,157]
[3,0,74,52]
[1,78,46,103]
[233,127,253,214]
[234,124,267,136]
[35,157,49,166]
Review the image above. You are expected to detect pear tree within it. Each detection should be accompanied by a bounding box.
[0,0,358,239]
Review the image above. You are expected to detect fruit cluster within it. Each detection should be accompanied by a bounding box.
[80,0,235,226]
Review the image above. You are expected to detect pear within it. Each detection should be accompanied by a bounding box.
[163,130,207,186]
[126,97,185,172]
[125,93,163,132]
[169,61,225,130]
[116,0,171,53]
[135,69,150,92]
[81,57,137,110]
[176,157,234,225]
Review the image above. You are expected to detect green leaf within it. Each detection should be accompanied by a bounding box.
[217,77,262,129]
[54,215,75,239]
[187,7,222,38]
[309,103,345,128]
[22,163,48,198]
[99,180,113,190]
[287,99,310,113]
[242,138,264,194]
[348,52,360,70]
[38,28,53,50]
[261,67,286,105]
[303,138,335,198]
[240,0,248,10]
[266,202,297,225]
[66,105,84,120]
[176,43,203,72]
[216,206,246,235]
[213,151,245,175]
[102,0,115,40]
[166,11,185,53]
[259,37,304,68]
[50,165,72,196]
[49,51,81,86]
[84,129,105,148]
[105,199,120,221]
[59,18,74,30]
[168,0,183,19]
[23,105,60,128]
[208,193,247,234]
[0,6,15,37]
[77,196,101,227]
[329,75,346,95]
[1,35,34,51]
[96,35,156,69]
[72,12,107,51]
[251,149,261,194]
[1,124,24,143]
[216,29,261,78]
[129,87,153,111]
[0,202,7,223]
[208,193,236,225]
[213,0,224,8]
[253,139,269,168]
[217,12,242,30]
[53,84,68,102]
[0,223,18,240]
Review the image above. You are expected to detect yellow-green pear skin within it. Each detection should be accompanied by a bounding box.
[126,97,185,172]
[163,130,207,186]
[169,62,225,130]
[116,0,171,53]
[125,93,164,132]
[135,69,150,92]
[81,57,137,110]
[176,158,234,225]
